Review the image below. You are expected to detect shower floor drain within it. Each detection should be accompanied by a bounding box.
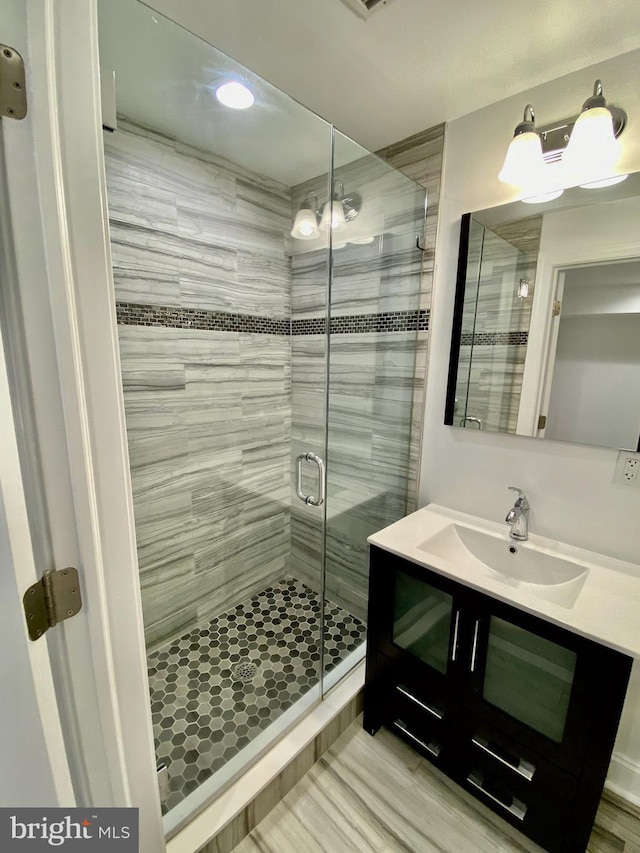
[232,662,257,683]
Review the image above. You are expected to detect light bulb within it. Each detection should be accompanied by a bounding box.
[215,81,255,110]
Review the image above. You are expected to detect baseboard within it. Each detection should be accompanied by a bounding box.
[605,751,640,807]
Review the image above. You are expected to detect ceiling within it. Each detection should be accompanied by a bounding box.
[139,0,640,154]
[98,0,640,187]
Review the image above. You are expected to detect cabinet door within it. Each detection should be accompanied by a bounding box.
[462,597,604,773]
[369,548,464,682]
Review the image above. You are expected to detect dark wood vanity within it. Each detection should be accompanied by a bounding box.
[364,545,633,853]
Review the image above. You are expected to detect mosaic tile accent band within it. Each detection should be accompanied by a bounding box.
[116,302,290,335]
[460,330,528,346]
[116,302,429,336]
[293,309,429,336]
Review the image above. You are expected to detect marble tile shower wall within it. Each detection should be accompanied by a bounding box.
[105,122,293,651]
[289,156,428,621]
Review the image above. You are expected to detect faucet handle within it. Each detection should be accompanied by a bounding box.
[508,486,529,509]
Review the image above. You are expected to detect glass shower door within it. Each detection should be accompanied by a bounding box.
[98,0,331,831]
[320,131,427,692]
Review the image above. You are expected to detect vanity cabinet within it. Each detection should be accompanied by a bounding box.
[364,546,632,853]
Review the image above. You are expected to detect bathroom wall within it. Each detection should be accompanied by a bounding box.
[377,125,445,507]
[104,121,293,651]
[420,48,640,801]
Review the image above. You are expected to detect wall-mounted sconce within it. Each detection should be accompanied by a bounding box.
[517,278,530,299]
[291,182,363,240]
[319,180,362,233]
[291,192,320,240]
[499,80,628,201]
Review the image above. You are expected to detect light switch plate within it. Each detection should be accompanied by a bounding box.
[613,450,640,487]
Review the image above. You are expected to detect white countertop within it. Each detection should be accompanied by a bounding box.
[368,503,640,659]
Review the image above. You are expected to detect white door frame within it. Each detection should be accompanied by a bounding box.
[3,0,163,848]
[0,317,75,806]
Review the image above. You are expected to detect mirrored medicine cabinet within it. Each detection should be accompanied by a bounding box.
[445,171,640,452]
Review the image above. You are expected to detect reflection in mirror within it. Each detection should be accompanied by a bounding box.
[445,173,640,451]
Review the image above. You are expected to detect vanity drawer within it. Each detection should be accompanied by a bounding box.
[460,716,578,850]
[385,698,446,766]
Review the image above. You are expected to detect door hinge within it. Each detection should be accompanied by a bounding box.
[157,764,169,801]
[23,568,82,641]
[0,44,27,119]
[537,414,547,430]
[552,299,561,316]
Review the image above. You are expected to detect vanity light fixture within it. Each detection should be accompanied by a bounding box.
[498,80,627,196]
[517,278,530,299]
[290,192,320,240]
[319,180,362,232]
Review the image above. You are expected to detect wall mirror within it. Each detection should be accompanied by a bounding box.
[445,171,640,451]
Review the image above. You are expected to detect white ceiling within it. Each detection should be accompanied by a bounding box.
[98,0,640,186]
[139,0,640,154]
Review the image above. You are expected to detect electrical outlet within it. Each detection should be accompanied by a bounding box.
[614,450,640,487]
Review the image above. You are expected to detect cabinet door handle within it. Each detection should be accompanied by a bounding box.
[466,772,527,821]
[396,685,443,720]
[471,736,535,781]
[470,618,480,672]
[451,609,461,662]
[394,720,441,759]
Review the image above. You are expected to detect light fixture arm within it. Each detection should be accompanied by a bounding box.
[303,191,319,215]
[581,79,606,111]
[513,104,536,137]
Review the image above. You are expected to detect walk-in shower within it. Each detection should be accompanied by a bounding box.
[98,0,426,833]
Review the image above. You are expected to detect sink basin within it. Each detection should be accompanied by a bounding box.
[417,523,589,607]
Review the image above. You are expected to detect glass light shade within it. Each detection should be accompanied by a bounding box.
[215,81,255,110]
[580,173,628,189]
[319,201,347,232]
[498,132,545,187]
[290,208,319,240]
[521,188,564,205]
[563,107,619,183]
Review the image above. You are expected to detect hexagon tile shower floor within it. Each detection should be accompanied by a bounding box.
[147,577,366,813]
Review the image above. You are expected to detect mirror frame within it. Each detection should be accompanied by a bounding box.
[444,212,472,428]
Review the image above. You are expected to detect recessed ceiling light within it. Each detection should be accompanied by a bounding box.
[215,81,255,110]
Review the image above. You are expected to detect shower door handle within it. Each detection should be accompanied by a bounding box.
[296,451,325,507]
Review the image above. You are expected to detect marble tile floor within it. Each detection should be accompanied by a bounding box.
[232,718,640,853]
[147,577,366,813]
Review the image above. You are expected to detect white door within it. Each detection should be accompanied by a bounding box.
[0,326,75,806]
[0,0,164,847]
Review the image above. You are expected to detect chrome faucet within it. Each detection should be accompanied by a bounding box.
[505,487,530,541]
